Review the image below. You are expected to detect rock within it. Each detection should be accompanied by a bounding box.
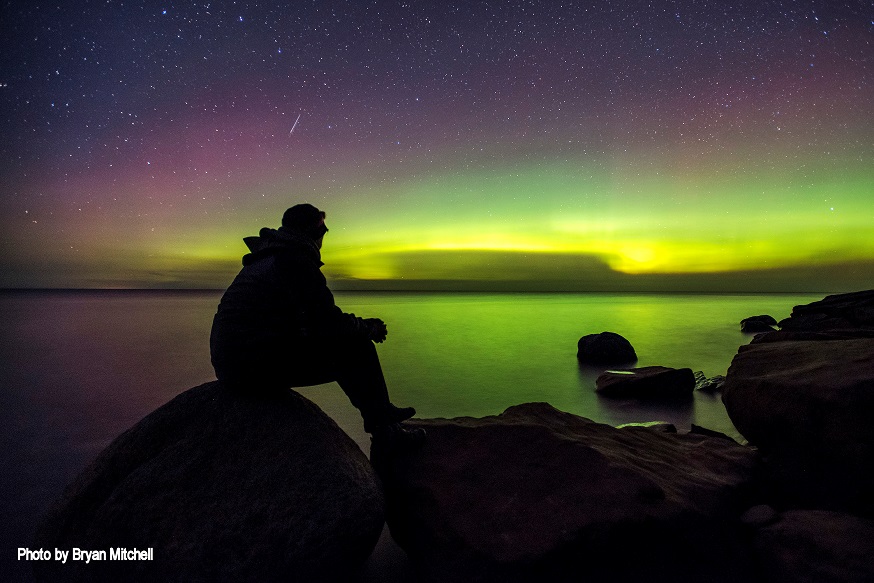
[595,366,695,400]
[740,315,778,333]
[749,329,874,343]
[34,381,385,583]
[777,289,874,334]
[374,403,759,583]
[740,505,778,528]
[576,332,637,365]
[722,338,874,516]
[690,424,737,442]
[616,421,677,432]
[753,510,874,583]
[694,371,726,393]
[742,314,778,327]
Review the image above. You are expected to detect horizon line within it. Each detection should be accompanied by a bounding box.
[0,286,843,295]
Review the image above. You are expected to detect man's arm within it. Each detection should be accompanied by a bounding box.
[282,255,382,340]
[363,318,387,343]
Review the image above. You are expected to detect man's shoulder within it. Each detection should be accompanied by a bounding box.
[272,248,325,278]
[272,246,319,264]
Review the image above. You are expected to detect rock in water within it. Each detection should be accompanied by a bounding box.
[374,403,759,583]
[722,338,874,516]
[576,331,637,365]
[34,381,385,582]
[596,365,695,400]
[777,289,874,333]
[694,371,726,393]
[747,290,874,344]
[740,315,777,333]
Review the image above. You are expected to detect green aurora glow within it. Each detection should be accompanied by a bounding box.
[2,2,872,291]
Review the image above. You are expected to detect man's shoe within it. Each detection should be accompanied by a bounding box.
[364,405,416,433]
[386,404,416,425]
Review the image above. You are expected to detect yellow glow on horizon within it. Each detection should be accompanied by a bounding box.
[318,216,874,281]
[123,157,873,287]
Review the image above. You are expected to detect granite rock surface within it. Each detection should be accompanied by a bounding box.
[34,381,385,582]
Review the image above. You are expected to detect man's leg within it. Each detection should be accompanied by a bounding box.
[308,335,415,432]
[217,336,419,439]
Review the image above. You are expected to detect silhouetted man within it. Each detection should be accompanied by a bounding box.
[210,203,424,447]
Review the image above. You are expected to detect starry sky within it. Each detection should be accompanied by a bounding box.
[2,0,872,291]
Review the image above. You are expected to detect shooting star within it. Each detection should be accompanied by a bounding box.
[289,113,301,136]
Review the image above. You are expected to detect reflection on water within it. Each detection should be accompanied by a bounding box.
[0,290,822,580]
[331,291,818,438]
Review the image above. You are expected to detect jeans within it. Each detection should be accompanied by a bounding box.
[212,334,393,431]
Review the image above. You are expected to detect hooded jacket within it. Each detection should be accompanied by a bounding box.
[209,226,369,367]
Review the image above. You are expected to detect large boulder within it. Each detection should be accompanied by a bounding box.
[374,403,759,583]
[776,289,874,334]
[752,510,874,583]
[34,381,385,582]
[595,366,695,400]
[722,338,874,516]
[576,331,637,365]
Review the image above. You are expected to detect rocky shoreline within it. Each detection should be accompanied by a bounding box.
[33,290,874,582]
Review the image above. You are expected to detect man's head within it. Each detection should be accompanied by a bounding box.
[282,203,328,246]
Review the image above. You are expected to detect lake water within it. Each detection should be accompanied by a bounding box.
[0,290,824,581]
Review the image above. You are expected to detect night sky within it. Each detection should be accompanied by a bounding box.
[2,1,872,290]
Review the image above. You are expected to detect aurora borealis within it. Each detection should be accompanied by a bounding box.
[2,1,872,290]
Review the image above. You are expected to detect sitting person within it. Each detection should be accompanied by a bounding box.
[210,203,424,448]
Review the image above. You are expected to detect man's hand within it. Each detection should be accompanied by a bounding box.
[365,318,388,343]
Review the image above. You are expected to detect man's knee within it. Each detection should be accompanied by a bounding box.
[333,334,379,358]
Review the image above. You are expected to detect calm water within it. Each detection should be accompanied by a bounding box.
[0,290,823,580]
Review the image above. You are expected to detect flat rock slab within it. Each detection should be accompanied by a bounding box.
[753,510,874,583]
[34,381,385,582]
[596,365,695,400]
[375,402,759,583]
[722,338,874,515]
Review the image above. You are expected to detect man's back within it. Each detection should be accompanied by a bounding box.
[211,227,323,356]
[207,204,424,446]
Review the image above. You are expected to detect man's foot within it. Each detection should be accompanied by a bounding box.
[371,423,426,453]
[364,404,416,433]
[386,404,416,425]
